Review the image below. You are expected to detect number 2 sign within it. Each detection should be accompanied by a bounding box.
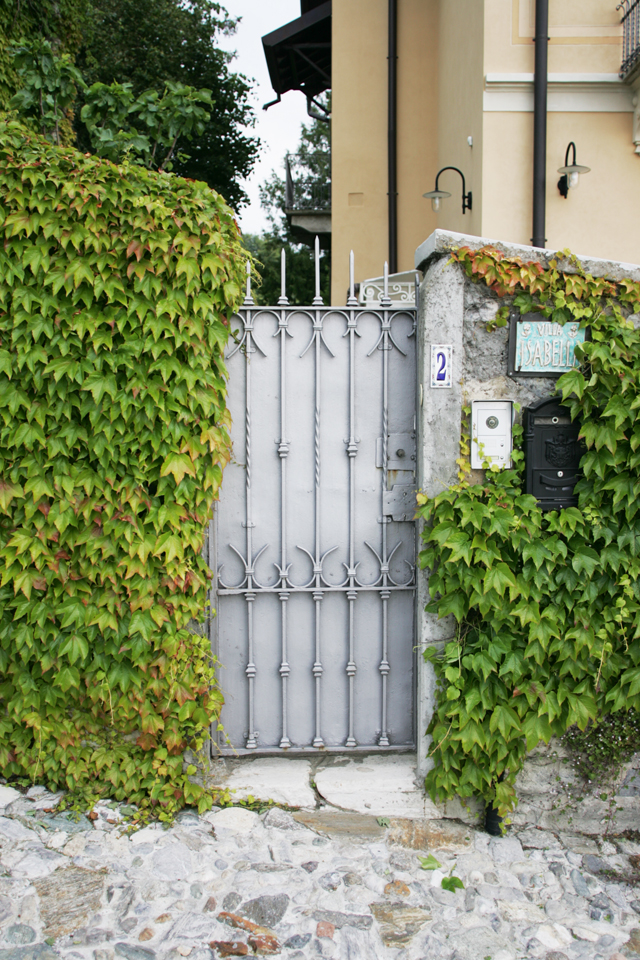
[430,344,452,388]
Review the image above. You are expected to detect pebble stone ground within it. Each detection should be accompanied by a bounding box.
[1,783,640,960]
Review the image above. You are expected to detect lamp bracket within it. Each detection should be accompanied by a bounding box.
[433,166,472,215]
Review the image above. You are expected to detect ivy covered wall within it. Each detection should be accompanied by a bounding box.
[0,118,246,817]
[414,230,640,817]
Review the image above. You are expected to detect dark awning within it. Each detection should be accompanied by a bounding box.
[262,1,331,102]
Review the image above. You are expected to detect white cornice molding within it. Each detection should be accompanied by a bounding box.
[484,73,633,112]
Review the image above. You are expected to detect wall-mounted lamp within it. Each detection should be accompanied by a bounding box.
[423,166,472,214]
[557,142,590,198]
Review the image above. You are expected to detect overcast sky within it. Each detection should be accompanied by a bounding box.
[217,1,309,235]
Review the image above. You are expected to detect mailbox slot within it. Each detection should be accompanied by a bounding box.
[523,396,582,510]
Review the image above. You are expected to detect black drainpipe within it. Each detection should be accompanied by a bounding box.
[388,0,398,273]
[531,0,548,248]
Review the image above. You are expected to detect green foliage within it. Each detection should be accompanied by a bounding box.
[81,80,212,172]
[75,0,259,209]
[563,709,640,791]
[441,876,464,892]
[9,38,84,144]
[0,0,88,107]
[9,39,214,170]
[418,854,441,870]
[418,245,640,816]
[0,117,246,816]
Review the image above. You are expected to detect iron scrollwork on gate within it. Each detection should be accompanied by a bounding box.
[215,245,417,753]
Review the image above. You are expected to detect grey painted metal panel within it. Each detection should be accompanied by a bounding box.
[212,262,417,753]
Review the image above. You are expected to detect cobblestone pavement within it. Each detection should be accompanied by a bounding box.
[1,783,640,960]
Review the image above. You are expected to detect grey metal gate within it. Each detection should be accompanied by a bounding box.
[211,248,417,753]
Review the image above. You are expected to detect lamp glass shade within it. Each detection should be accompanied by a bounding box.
[557,163,590,176]
[568,171,580,189]
[422,188,451,213]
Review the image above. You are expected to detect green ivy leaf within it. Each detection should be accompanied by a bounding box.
[441,876,464,892]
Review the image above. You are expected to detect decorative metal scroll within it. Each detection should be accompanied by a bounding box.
[359,270,418,309]
[211,245,418,753]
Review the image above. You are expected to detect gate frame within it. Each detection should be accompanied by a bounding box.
[208,242,421,757]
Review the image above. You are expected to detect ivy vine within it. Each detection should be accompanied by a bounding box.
[0,117,246,818]
[418,246,640,816]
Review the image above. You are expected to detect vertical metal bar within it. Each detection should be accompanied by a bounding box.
[312,591,323,746]
[379,300,391,746]
[244,308,257,749]
[245,260,254,305]
[278,248,289,306]
[313,235,323,306]
[279,590,290,748]
[347,250,359,307]
[345,304,359,748]
[208,510,218,757]
[277,305,292,748]
[312,307,324,747]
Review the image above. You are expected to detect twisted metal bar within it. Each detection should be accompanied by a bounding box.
[244,312,258,748]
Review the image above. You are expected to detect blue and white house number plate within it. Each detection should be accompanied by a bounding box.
[430,344,452,388]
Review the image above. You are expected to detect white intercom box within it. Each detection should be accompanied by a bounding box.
[471,401,512,469]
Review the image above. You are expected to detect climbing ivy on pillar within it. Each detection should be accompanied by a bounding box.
[0,118,246,816]
[418,246,640,816]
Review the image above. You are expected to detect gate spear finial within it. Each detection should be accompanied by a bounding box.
[312,235,324,306]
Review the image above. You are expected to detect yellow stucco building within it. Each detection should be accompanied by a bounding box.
[263,1,640,304]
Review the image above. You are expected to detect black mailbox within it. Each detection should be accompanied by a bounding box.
[523,397,582,511]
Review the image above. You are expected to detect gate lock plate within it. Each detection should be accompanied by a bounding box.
[383,483,416,522]
[376,433,416,470]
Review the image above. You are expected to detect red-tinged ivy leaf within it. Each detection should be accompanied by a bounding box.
[136,733,158,751]
[127,239,144,261]
[0,480,24,511]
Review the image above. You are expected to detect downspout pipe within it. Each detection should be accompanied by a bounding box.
[532,0,548,248]
[388,0,398,273]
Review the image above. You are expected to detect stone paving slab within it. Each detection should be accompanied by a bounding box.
[291,811,384,842]
[210,762,316,811]
[313,757,438,819]
[0,786,640,960]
